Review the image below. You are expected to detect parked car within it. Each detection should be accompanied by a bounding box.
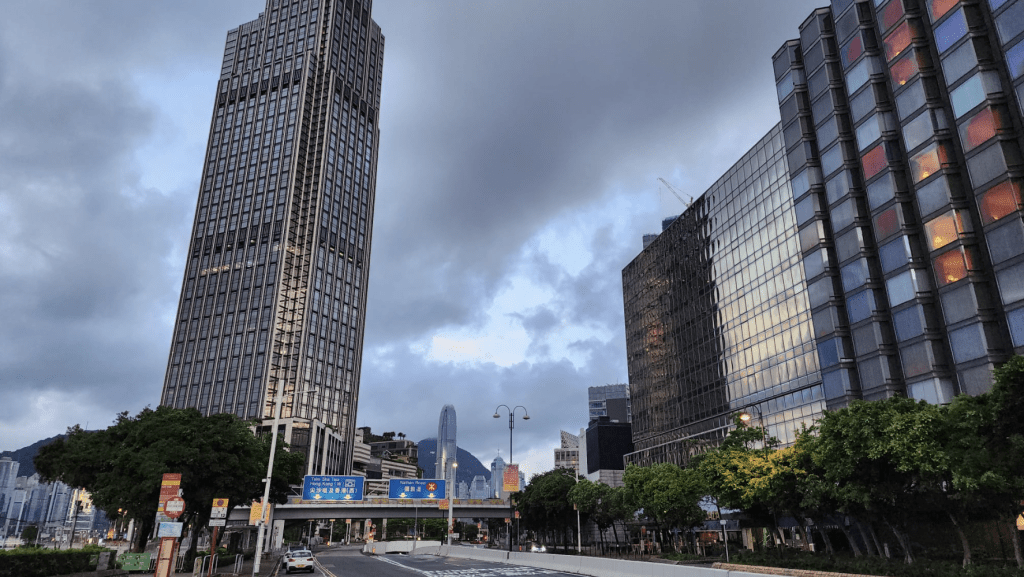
[283,549,315,573]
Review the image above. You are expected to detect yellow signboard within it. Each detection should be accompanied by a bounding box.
[503,464,520,493]
[439,499,449,510]
[249,500,263,525]
[1017,514,1023,531]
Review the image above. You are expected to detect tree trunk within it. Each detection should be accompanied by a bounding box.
[1010,506,1024,568]
[883,519,914,564]
[817,524,835,556]
[867,522,885,558]
[135,516,155,553]
[947,511,971,567]
[839,523,862,557]
[856,522,875,556]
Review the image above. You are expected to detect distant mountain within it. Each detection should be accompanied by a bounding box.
[417,438,491,485]
[1,435,64,479]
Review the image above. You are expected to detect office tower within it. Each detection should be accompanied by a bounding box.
[436,405,457,483]
[587,384,631,423]
[553,430,580,472]
[159,0,385,475]
[623,126,826,467]
[488,455,506,499]
[584,418,633,487]
[776,0,1024,406]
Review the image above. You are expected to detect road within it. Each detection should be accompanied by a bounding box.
[314,545,575,577]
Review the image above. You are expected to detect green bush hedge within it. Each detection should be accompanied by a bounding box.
[0,545,112,577]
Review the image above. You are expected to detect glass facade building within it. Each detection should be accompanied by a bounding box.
[159,0,384,475]
[623,127,826,467]
[624,0,1024,468]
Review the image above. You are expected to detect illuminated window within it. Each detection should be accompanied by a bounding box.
[875,205,902,239]
[842,33,864,68]
[880,0,906,32]
[958,107,998,152]
[890,50,920,86]
[885,22,913,61]
[927,0,958,22]
[978,180,1022,224]
[862,144,888,179]
[934,9,968,53]
[934,247,971,286]
[909,142,947,183]
[924,210,969,251]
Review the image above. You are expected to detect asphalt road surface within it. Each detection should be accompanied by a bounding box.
[315,545,577,577]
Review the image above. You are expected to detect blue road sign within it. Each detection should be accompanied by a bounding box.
[388,479,446,499]
[302,475,365,501]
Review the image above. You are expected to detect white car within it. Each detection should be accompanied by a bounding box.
[529,543,546,553]
[284,549,315,573]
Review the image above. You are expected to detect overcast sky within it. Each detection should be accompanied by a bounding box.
[0,0,825,478]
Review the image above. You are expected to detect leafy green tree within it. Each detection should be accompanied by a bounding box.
[34,407,304,556]
[518,470,578,548]
[623,462,704,551]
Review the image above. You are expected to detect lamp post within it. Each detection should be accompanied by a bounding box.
[493,404,529,552]
[447,462,458,545]
[559,469,582,554]
[252,382,317,576]
[738,404,768,453]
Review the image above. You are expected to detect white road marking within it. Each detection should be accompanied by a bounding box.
[375,556,561,577]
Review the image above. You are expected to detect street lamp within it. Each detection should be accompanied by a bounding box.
[737,404,768,453]
[253,381,317,576]
[559,469,582,554]
[493,404,529,552]
[447,462,458,546]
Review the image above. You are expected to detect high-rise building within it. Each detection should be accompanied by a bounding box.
[588,384,631,423]
[159,0,385,475]
[553,430,580,472]
[624,126,825,467]
[623,0,1024,468]
[436,405,457,483]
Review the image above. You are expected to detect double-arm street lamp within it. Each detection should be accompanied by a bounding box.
[253,382,317,576]
[493,404,529,552]
[737,404,768,453]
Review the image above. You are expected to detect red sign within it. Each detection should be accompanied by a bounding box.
[503,464,520,492]
[165,497,185,519]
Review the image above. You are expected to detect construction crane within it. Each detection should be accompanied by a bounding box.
[658,177,692,209]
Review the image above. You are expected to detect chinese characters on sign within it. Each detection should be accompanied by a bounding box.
[302,475,365,501]
[387,479,445,499]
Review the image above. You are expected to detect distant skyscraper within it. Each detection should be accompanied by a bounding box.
[158,0,385,476]
[553,430,580,472]
[436,405,457,483]
[588,384,631,423]
[489,455,506,499]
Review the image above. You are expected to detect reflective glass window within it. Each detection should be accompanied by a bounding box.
[812,90,837,125]
[935,9,968,53]
[967,142,1009,188]
[910,142,947,183]
[837,227,866,261]
[996,1,1024,45]
[818,337,842,369]
[959,107,999,152]
[997,262,1024,304]
[809,277,836,307]
[804,248,829,278]
[832,198,857,231]
[927,0,958,22]
[826,170,851,204]
[805,40,826,74]
[1009,307,1024,346]
[792,168,811,197]
[916,175,952,216]
[924,210,969,251]
[935,246,972,285]
[949,323,987,362]
[842,258,870,291]
[822,143,845,176]
[978,180,1023,224]
[836,7,860,39]
[903,110,935,151]
[885,22,913,61]
[812,307,838,337]
[778,71,796,101]
[950,74,986,117]
[880,0,906,31]
[868,173,897,209]
[842,33,865,68]
[887,269,916,305]
[987,219,1024,263]
[847,289,877,322]
[990,0,1011,11]
[781,95,800,124]
[862,144,888,179]
[1007,39,1024,79]
[850,86,876,121]
[853,324,881,357]
[847,58,872,93]
[809,66,830,99]
[941,283,978,324]
[894,305,926,341]
[896,80,927,119]
[890,50,920,87]
[941,40,978,84]
[818,116,840,147]
[879,236,912,273]
[875,205,902,239]
[795,194,820,225]
[857,116,882,151]
[901,341,934,377]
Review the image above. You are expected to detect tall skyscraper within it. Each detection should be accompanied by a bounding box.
[435,404,457,483]
[623,0,1024,468]
[587,384,631,423]
[159,0,385,475]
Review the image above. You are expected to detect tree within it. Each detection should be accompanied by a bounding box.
[623,462,704,551]
[517,470,578,548]
[35,406,304,555]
